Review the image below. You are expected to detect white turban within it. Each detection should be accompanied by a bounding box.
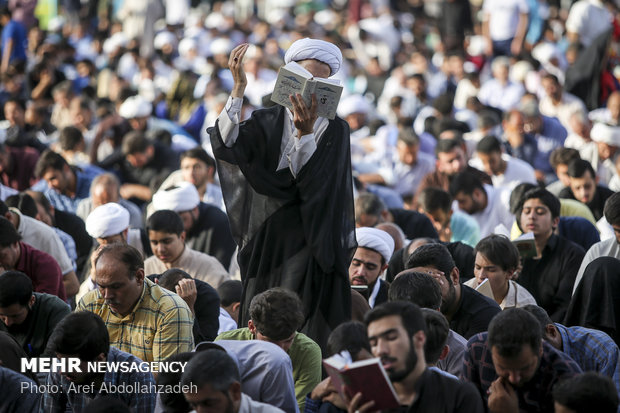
[355,227,395,263]
[86,203,130,239]
[338,94,371,118]
[119,95,152,119]
[284,38,342,76]
[591,122,620,147]
[152,182,200,212]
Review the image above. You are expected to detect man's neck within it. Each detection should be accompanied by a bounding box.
[497,159,507,176]
[393,360,426,406]
[443,284,462,321]
[66,170,77,197]
[534,231,552,258]
[164,246,185,269]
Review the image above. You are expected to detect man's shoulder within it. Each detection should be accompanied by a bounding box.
[460,285,502,314]
[216,327,253,341]
[34,292,70,313]
[292,332,321,355]
[143,279,192,314]
[541,341,583,375]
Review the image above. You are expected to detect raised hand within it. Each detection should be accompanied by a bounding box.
[290,93,318,138]
[229,43,250,98]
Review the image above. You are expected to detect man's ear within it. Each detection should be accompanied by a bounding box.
[134,268,145,284]
[413,330,426,350]
[439,344,450,361]
[96,352,106,362]
[28,294,35,308]
[180,231,186,243]
[231,302,241,313]
[248,319,256,335]
[450,267,460,285]
[545,323,558,339]
[228,381,242,403]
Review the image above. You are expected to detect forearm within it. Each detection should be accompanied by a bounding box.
[515,13,529,42]
[120,183,152,201]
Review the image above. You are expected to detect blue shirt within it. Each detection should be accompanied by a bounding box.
[450,210,481,248]
[42,165,104,213]
[533,116,567,174]
[1,20,27,62]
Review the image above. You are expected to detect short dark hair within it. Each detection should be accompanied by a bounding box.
[5,193,37,218]
[47,311,110,360]
[25,190,53,213]
[553,372,619,413]
[354,192,386,224]
[86,396,131,413]
[405,243,456,281]
[448,171,484,198]
[567,158,596,180]
[180,147,216,170]
[58,127,84,151]
[365,301,426,339]
[521,188,561,219]
[432,93,455,116]
[217,280,242,307]
[34,150,69,178]
[181,349,239,392]
[521,305,553,338]
[0,271,33,307]
[398,128,420,146]
[158,268,191,291]
[604,192,620,225]
[326,321,371,359]
[158,352,195,412]
[474,235,520,272]
[94,244,144,278]
[147,210,184,236]
[542,73,560,85]
[421,308,449,364]
[0,216,21,247]
[388,270,442,310]
[476,135,502,155]
[417,187,451,214]
[249,288,304,341]
[435,138,463,156]
[509,183,538,215]
[121,131,151,156]
[549,148,580,170]
[487,308,542,358]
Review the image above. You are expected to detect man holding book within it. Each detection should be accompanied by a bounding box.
[208,38,356,351]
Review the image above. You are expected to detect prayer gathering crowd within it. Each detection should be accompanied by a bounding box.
[2,0,620,412]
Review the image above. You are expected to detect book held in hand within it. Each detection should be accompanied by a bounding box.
[322,350,400,411]
[270,61,343,120]
[512,232,537,259]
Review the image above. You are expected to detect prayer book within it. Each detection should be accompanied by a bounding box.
[271,61,343,120]
[322,350,400,410]
[512,232,537,259]
[475,279,495,301]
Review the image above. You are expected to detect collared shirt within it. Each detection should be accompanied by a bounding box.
[437,329,468,378]
[77,278,194,362]
[218,307,237,334]
[559,184,615,221]
[41,165,105,214]
[450,284,502,339]
[469,154,537,190]
[539,92,586,132]
[478,79,524,112]
[216,328,321,413]
[555,323,620,395]
[574,237,620,294]
[144,246,230,288]
[0,366,40,412]
[41,347,156,413]
[464,333,582,413]
[517,234,585,321]
[461,184,514,238]
[464,279,537,310]
[239,393,286,413]
[379,151,436,197]
[16,242,66,301]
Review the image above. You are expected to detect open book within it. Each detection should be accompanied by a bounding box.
[512,232,537,259]
[475,278,495,301]
[270,61,343,120]
[322,351,400,411]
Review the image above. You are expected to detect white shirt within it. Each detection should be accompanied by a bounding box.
[566,0,613,47]
[573,237,620,295]
[470,154,537,190]
[478,79,524,112]
[483,0,529,41]
[380,151,436,196]
[460,185,514,238]
[539,92,587,132]
[238,393,286,413]
[218,307,238,334]
[464,278,537,309]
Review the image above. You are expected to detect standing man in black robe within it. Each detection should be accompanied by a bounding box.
[208,39,356,351]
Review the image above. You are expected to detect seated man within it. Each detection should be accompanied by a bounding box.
[0,271,70,357]
[515,188,585,321]
[42,311,156,412]
[546,147,581,196]
[144,209,229,288]
[523,304,620,395]
[217,280,242,334]
[406,243,501,339]
[553,372,619,413]
[0,217,66,300]
[421,308,455,378]
[349,227,394,308]
[463,308,582,413]
[0,142,39,191]
[559,158,615,221]
[182,349,285,413]
[216,288,322,412]
[151,182,236,269]
[77,243,194,362]
[346,301,484,412]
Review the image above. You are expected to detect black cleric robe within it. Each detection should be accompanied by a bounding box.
[209,105,355,350]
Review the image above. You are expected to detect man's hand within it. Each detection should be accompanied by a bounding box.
[310,378,347,409]
[343,388,376,413]
[488,377,519,413]
[229,43,250,98]
[176,278,197,314]
[290,93,318,138]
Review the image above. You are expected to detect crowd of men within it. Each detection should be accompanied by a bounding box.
[1,0,620,412]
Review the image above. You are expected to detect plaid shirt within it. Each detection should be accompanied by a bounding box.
[77,278,194,362]
[41,347,156,413]
[463,332,582,413]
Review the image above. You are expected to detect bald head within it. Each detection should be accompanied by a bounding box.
[90,173,121,207]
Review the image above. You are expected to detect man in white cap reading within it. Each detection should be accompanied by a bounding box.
[350,227,394,308]
[208,38,356,350]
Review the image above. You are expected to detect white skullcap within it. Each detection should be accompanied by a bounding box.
[179,38,198,57]
[337,94,371,118]
[154,31,178,50]
[119,95,152,119]
[210,38,233,56]
[355,227,395,263]
[591,122,620,147]
[86,203,130,239]
[102,32,128,55]
[284,37,342,76]
[152,182,200,212]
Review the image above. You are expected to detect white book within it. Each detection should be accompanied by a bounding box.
[270,61,343,120]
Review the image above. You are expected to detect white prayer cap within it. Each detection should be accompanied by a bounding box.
[152,182,200,212]
[210,38,233,56]
[355,227,395,263]
[179,38,198,57]
[86,203,130,239]
[119,95,152,119]
[102,32,128,55]
[154,31,178,50]
[337,94,371,118]
[591,123,620,147]
[284,37,343,76]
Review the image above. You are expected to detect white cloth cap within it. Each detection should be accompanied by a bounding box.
[86,203,130,239]
[152,182,200,212]
[179,38,198,57]
[355,227,395,263]
[591,122,620,146]
[337,94,370,118]
[119,95,152,119]
[154,31,178,50]
[284,37,342,76]
[102,32,128,55]
[210,38,232,56]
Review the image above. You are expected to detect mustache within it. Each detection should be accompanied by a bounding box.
[352,276,368,284]
[381,357,397,365]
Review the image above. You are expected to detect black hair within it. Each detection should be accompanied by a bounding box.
[0,216,21,247]
[398,128,420,146]
[354,192,386,224]
[25,190,53,213]
[521,188,561,219]
[521,305,553,339]
[417,187,452,214]
[604,192,620,225]
[157,352,195,413]
[567,158,596,180]
[147,210,184,236]
[364,301,426,339]
[249,288,305,341]
[5,193,37,218]
[47,311,110,360]
[435,138,464,156]
[474,235,520,272]
[487,308,542,358]
[405,243,456,281]
[0,271,33,307]
[181,349,239,392]
[476,135,502,154]
[4,97,25,111]
[549,147,580,170]
[0,200,7,215]
[432,93,455,116]
[448,171,484,198]
[509,183,538,215]
[388,270,442,310]
[553,372,619,413]
[421,308,449,364]
[121,131,151,156]
[217,280,242,307]
[34,150,70,179]
[326,321,371,359]
[180,147,216,169]
[94,244,144,278]
[158,268,191,291]
[58,127,85,151]
[542,73,560,85]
